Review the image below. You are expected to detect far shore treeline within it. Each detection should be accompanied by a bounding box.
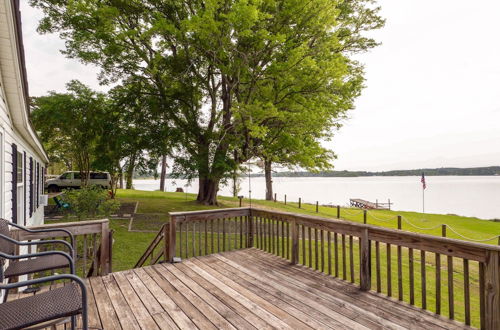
[133,166,500,179]
[250,166,500,177]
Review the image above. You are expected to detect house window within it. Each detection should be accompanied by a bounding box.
[16,151,24,225]
[17,151,23,183]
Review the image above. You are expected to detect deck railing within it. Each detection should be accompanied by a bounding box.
[11,219,112,277]
[138,207,499,329]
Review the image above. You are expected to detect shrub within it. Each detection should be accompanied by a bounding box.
[61,186,120,220]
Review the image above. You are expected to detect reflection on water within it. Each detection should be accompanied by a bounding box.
[133,176,500,220]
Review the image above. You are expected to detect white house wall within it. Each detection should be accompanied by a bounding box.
[0,79,45,226]
[0,0,47,226]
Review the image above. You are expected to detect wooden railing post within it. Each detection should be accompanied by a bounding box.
[168,216,177,262]
[483,250,500,329]
[363,210,367,224]
[337,205,340,218]
[298,198,301,208]
[360,228,371,291]
[99,220,110,276]
[163,224,170,262]
[108,230,113,273]
[284,194,287,205]
[290,219,299,265]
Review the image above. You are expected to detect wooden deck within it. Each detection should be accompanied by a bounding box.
[10,248,472,329]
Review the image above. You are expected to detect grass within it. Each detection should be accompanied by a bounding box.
[116,189,500,244]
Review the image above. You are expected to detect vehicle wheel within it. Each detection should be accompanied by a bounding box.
[48,185,59,193]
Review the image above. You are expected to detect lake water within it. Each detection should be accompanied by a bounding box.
[133,176,500,220]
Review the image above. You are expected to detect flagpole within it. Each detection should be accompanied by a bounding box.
[422,186,425,213]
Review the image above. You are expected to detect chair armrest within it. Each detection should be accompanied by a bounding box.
[7,222,74,247]
[0,251,75,275]
[0,233,74,257]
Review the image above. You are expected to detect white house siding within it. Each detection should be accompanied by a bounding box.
[0,0,48,228]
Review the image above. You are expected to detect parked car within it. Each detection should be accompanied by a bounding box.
[45,171,111,192]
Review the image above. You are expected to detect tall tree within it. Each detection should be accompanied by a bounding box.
[32,0,383,205]
[31,80,107,186]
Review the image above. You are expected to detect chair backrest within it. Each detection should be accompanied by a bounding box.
[0,219,15,255]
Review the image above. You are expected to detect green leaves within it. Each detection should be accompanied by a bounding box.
[30,0,384,204]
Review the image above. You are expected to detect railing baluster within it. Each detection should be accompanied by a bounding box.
[448,255,454,319]
[255,217,259,249]
[387,243,392,297]
[233,217,237,251]
[286,221,290,260]
[398,244,403,301]
[240,216,244,249]
[349,235,354,283]
[192,221,196,257]
[204,221,208,255]
[179,223,183,258]
[327,231,331,275]
[210,219,214,254]
[479,262,485,328]
[342,234,346,280]
[409,248,414,305]
[81,234,87,275]
[281,219,285,258]
[320,230,325,273]
[463,259,470,326]
[222,218,226,252]
[276,218,280,256]
[315,228,319,270]
[334,233,339,277]
[268,217,272,253]
[260,217,264,250]
[302,225,306,265]
[199,221,203,256]
[375,241,381,293]
[92,233,98,276]
[421,250,427,309]
[308,227,313,268]
[217,219,220,253]
[273,218,277,255]
[184,222,189,259]
[436,253,441,315]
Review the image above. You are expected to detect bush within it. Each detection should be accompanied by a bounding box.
[61,186,120,220]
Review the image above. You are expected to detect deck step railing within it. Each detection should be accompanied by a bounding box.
[137,207,499,329]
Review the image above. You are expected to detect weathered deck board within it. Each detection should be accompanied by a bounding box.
[10,248,473,329]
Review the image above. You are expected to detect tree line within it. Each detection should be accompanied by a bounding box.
[30,0,384,204]
[250,166,500,177]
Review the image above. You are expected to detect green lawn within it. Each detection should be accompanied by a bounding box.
[117,188,500,244]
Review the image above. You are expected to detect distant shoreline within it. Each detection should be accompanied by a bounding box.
[134,166,500,180]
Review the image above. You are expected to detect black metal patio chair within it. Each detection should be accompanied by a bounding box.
[0,251,88,330]
[0,219,75,302]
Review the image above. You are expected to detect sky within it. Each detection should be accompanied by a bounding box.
[19,0,500,172]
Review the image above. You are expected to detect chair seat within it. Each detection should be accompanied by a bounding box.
[0,283,82,330]
[4,254,70,278]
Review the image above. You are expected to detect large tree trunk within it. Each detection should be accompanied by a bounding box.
[125,154,136,189]
[264,159,273,201]
[197,177,219,205]
[160,154,167,192]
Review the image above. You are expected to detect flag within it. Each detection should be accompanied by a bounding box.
[421,172,426,190]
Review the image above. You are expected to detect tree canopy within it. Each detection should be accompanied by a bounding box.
[31,0,384,204]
